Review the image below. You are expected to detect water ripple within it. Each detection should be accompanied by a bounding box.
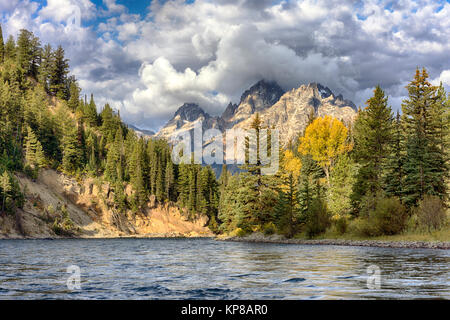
[0,238,448,299]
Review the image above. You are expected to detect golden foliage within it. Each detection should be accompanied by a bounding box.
[298,115,352,183]
[281,149,302,180]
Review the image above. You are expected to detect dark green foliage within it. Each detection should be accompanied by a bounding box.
[357,194,407,236]
[298,154,323,217]
[401,69,447,206]
[67,82,80,112]
[4,35,16,60]
[0,169,24,215]
[16,29,40,78]
[50,45,69,98]
[84,94,98,127]
[0,24,4,63]
[414,195,447,232]
[274,173,300,237]
[304,198,330,238]
[351,86,393,210]
[38,44,53,93]
[383,111,405,198]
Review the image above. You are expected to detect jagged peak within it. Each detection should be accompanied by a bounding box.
[239,79,285,104]
[173,103,209,122]
[221,102,238,120]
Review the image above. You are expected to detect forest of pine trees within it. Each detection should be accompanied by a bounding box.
[0,27,219,229]
[218,69,449,238]
[0,27,448,238]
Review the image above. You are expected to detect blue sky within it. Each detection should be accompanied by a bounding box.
[1,0,449,131]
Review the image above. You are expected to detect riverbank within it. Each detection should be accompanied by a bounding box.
[0,169,213,239]
[218,233,450,249]
[0,232,213,240]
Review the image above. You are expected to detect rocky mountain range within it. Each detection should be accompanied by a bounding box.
[155,80,357,147]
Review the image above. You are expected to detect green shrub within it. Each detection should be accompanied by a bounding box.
[229,227,248,237]
[305,199,331,238]
[52,205,75,236]
[348,217,377,237]
[334,217,348,235]
[370,197,407,235]
[208,215,220,234]
[353,195,407,236]
[23,165,38,180]
[262,222,277,236]
[415,196,447,232]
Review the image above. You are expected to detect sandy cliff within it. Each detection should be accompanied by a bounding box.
[0,169,213,239]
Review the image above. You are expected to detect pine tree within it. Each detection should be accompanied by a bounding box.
[50,45,69,98]
[165,160,175,201]
[384,111,405,198]
[0,24,4,63]
[113,180,127,212]
[0,170,12,214]
[105,127,124,182]
[67,82,80,112]
[429,83,449,200]
[85,93,98,126]
[237,113,279,227]
[4,35,16,60]
[351,86,393,209]
[62,123,82,173]
[24,126,46,169]
[297,154,323,218]
[402,68,446,206]
[38,44,53,92]
[128,138,147,208]
[16,29,40,78]
[274,173,300,237]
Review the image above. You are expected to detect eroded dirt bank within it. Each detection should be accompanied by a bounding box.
[0,169,213,239]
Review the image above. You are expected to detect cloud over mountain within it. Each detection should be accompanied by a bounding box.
[1,0,449,131]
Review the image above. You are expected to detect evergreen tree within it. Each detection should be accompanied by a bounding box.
[298,154,323,218]
[274,173,299,237]
[165,160,175,201]
[61,123,82,173]
[4,35,16,60]
[105,127,124,182]
[236,114,279,229]
[50,45,69,98]
[67,81,80,112]
[16,29,40,78]
[351,86,393,209]
[384,111,405,198]
[38,44,53,92]
[0,170,12,213]
[402,68,446,206]
[24,126,46,169]
[85,93,98,126]
[0,24,4,63]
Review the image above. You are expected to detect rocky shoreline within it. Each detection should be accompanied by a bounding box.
[0,233,213,240]
[219,233,450,250]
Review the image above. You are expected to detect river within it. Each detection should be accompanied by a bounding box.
[0,238,448,299]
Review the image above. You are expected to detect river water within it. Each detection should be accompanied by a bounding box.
[0,238,448,299]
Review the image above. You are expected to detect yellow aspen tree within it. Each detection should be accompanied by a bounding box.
[298,115,351,185]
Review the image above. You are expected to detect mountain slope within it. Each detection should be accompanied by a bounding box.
[233,82,356,145]
[155,81,357,146]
